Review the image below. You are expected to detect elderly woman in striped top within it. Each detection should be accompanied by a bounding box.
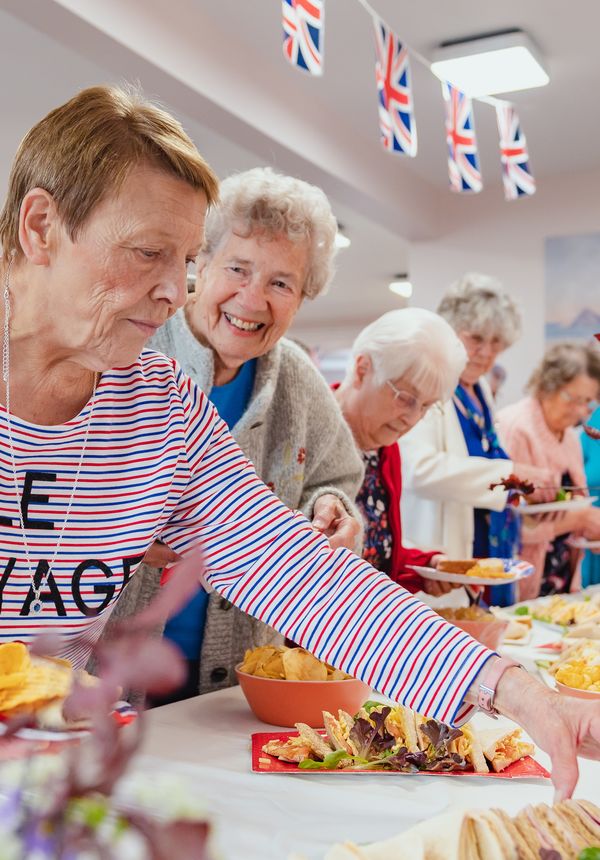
[1,85,599,799]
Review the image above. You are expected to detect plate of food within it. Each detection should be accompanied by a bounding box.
[513,593,600,630]
[537,640,600,700]
[489,609,533,646]
[408,557,534,586]
[516,494,597,515]
[0,642,136,742]
[253,700,549,779]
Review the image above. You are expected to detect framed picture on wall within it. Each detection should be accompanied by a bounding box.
[545,232,600,342]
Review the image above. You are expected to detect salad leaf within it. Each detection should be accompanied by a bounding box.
[348,707,396,760]
[298,750,351,770]
[514,606,530,616]
[384,747,428,772]
[577,849,600,860]
[421,719,463,752]
[361,700,385,715]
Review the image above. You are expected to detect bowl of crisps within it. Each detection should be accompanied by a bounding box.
[435,606,509,651]
[235,645,371,727]
[555,659,600,700]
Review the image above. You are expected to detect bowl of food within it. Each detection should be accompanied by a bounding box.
[554,654,600,700]
[435,606,509,651]
[235,645,371,727]
[555,681,600,700]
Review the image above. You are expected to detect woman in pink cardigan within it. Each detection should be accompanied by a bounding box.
[498,342,600,599]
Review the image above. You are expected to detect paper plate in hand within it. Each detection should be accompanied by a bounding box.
[407,559,534,586]
[567,536,600,550]
[516,496,597,515]
[0,701,137,743]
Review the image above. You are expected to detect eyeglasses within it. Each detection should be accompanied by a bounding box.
[386,380,430,416]
[559,389,599,411]
[461,332,505,354]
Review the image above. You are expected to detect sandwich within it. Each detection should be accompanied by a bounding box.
[437,559,478,575]
[323,710,358,755]
[448,722,488,773]
[383,705,420,753]
[295,722,334,760]
[478,727,535,772]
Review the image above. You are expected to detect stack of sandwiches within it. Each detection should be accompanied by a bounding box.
[324,799,600,859]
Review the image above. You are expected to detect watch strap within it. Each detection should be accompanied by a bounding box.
[477,656,522,716]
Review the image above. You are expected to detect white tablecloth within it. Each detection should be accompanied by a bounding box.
[135,624,598,860]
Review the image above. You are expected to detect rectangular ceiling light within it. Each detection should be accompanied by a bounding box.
[431,30,549,97]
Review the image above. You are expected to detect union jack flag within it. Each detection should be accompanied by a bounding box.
[372,17,417,157]
[496,104,535,200]
[442,82,482,193]
[282,0,324,76]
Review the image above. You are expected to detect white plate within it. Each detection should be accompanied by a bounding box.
[537,666,557,691]
[567,536,600,550]
[0,701,137,742]
[0,721,89,742]
[516,496,597,515]
[407,559,534,586]
[502,627,533,647]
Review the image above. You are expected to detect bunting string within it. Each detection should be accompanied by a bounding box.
[281,0,536,199]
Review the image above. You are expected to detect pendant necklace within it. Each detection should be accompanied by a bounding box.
[2,253,98,616]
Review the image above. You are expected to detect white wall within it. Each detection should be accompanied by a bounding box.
[409,167,600,406]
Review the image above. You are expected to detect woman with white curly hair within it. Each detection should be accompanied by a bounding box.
[399,273,550,604]
[334,308,467,595]
[116,167,364,702]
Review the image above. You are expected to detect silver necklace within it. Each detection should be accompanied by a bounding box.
[2,253,98,615]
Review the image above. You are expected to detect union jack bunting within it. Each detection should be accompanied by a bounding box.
[282,0,324,76]
[496,103,536,200]
[372,17,417,157]
[442,81,482,193]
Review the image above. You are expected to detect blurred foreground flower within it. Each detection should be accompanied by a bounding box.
[0,547,214,859]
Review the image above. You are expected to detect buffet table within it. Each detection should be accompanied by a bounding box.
[137,623,599,860]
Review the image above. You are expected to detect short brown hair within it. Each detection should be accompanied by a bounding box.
[0,84,219,258]
[528,341,600,396]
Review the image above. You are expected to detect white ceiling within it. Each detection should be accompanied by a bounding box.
[1,0,598,333]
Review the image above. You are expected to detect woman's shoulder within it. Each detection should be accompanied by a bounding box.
[110,349,206,408]
[497,397,536,427]
[277,339,333,397]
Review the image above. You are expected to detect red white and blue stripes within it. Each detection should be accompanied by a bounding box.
[0,350,492,724]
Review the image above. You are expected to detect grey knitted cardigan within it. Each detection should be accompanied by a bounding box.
[106,310,364,696]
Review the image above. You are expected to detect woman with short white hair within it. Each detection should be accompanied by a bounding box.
[334,308,467,594]
[399,274,549,603]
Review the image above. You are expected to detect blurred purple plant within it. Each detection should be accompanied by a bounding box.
[1,546,212,859]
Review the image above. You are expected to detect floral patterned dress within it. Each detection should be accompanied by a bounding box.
[356,450,393,575]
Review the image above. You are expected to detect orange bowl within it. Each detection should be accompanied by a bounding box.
[235,666,371,727]
[556,680,600,700]
[448,618,509,651]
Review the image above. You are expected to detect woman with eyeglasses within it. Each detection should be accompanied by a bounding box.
[497,341,600,598]
[333,308,468,596]
[399,274,550,606]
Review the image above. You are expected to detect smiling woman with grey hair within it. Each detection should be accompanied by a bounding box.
[116,165,365,703]
[334,308,467,595]
[400,273,549,604]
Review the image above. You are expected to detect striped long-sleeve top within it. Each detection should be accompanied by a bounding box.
[0,350,493,724]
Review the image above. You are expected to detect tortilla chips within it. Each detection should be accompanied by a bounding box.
[0,642,73,718]
[239,645,352,682]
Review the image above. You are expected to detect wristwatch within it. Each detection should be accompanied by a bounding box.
[477,656,523,717]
